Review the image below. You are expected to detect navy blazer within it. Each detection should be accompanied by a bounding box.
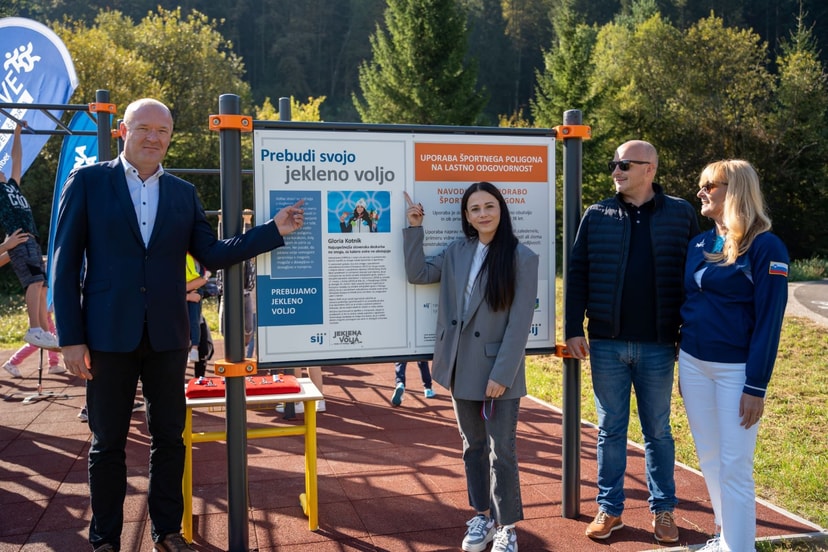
[53,158,284,353]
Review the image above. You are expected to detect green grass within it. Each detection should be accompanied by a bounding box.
[788,256,828,282]
[0,293,29,348]
[201,297,221,331]
[755,542,828,552]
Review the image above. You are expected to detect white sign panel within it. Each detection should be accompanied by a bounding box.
[253,127,555,366]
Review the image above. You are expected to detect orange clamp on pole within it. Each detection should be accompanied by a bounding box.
[554,343,576,358]
[208,114,253,132]
[553,124,592,140]
[214,358,258,377]
[88,102,117,114]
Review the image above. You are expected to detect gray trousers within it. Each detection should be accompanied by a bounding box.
[452,396,524,525]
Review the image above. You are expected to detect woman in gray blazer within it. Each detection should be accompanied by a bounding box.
[403,182,538,552]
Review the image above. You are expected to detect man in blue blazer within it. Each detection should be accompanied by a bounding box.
[52,98,305,552]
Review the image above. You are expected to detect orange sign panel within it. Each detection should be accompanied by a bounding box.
[415,142,548,182]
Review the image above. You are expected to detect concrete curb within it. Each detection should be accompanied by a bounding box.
[645,530,828,551]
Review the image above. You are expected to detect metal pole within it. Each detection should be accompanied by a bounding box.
[94,90,111,161]
[276,97,300,420]
[561,109,584,519]
[219,94,249,551]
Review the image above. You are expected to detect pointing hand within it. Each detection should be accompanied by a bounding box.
[403,191,424,227]
[273,199,305,236]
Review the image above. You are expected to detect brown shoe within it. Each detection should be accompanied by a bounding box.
[154,533,194,551]
[585,510,624,539]
[653,510,679,543]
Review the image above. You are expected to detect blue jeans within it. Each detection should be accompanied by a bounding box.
[394,361,432,389]
[452,396,523,525]
[589,339,677,516]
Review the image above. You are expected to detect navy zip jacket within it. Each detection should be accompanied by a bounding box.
[565,183,699,344]
[680,229,789,397]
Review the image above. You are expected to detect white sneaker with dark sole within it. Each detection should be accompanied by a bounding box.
[391,383,405,406]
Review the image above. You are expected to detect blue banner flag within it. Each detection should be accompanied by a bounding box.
[0,17,78,178]
[46,111,98,307]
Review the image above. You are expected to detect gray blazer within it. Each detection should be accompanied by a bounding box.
[403,226,539,401]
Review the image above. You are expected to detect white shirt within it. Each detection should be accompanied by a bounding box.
[121,153,162,246]
[464,241,488,311]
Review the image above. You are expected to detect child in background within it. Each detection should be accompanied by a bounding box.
[1,230,62,377]
[391,361,436,406]
[276,367,326,413]
[0,122,59,350]
[2,308,64,377]
[186,253,211,363]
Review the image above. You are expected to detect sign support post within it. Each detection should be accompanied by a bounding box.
[558,110,590,518]
[215,93,251,551]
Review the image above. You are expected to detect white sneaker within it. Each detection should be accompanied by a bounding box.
[316,400,326,412]
[24,328,60,349]
[697,536,722,551]
[3,361,22,378]
[48,365,67,375]
[491,526,518,552]
[462,514,495,552]
[391,382,405,406]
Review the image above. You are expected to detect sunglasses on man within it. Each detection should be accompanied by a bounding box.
[608,159,650,172]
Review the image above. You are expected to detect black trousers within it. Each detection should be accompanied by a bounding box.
[86,327,188,549]
[193,317,214,379]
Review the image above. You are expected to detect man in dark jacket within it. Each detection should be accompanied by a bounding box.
[53,98,304,552]
[564,140,699,544]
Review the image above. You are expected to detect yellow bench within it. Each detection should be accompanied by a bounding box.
[182,377,324,541]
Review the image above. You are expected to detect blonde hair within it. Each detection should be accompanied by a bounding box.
[700,159,771,265]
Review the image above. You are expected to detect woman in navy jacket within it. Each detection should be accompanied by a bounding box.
[403,183,538,552]
[679,160,788,552]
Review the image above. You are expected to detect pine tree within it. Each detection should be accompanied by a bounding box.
[762,13,828,258]
[353,0,487,125]
[531,0,598,128]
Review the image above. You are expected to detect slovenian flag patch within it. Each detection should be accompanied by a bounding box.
[768,261,789,277]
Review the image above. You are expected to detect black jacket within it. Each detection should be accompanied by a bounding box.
[564,183,700,344]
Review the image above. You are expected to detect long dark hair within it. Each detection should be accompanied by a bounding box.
[460,182,519,311]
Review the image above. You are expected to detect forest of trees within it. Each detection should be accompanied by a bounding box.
[2,0,827,260]
[7,0,828,123]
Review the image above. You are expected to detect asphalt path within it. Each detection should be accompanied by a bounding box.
[787,279,828,327]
